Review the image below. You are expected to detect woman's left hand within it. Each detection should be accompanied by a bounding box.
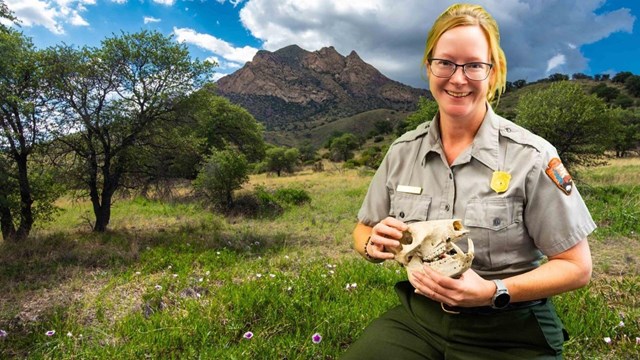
[408,266,495,308]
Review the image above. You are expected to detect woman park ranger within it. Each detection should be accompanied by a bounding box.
[343,3,595,359]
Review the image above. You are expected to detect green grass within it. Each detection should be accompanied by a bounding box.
[1,161,639,359]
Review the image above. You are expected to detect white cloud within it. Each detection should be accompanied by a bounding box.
[212,72,227,82]
[546,54,566,73]
[68,10,88,26]
[144,16,161,24]
[216,0,244,7]
[5,0,64,34]
[239,0,635,87]
[152,0,175,6]
[173,27,259,64]
[5,0,94,35]
[111,0,127,4]
[204,56,242,71]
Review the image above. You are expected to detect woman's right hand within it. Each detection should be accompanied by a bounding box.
[366,217,408,261]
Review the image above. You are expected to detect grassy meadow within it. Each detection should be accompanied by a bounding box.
[0,158,639,359]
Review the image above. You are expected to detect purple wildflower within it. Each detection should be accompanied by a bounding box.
[604,337,612,344]
[636,337,640,345]
[312,333,322,344]
[0,330,7,338]
[243,331,254,340]
[46,330,56,337]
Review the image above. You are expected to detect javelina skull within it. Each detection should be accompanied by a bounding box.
[392,219,474,278]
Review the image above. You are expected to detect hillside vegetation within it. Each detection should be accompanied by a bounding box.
[268,75,640,152]
[265,108,412,148]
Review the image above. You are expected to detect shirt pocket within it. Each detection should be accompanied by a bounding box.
[390,192,432,223]
[464,197,525,269]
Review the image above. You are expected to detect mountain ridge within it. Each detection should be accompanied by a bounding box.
[216,45,429,135]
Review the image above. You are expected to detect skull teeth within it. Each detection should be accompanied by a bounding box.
[392,219,474,278]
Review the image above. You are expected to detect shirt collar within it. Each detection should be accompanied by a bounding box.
[423,103,500,170]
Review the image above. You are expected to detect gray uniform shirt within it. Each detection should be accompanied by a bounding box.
[358,105,596,278]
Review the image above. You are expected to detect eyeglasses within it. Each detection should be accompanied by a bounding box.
[427,58,493,81]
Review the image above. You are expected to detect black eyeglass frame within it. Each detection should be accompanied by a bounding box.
[427,58,493,81]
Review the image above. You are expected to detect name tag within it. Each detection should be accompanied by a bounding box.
[396,185,422,195]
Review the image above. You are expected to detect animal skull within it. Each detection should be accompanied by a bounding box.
[392,219,474,278]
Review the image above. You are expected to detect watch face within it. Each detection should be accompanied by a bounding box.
[494,293,511,308]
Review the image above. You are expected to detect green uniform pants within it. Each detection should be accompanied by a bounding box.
[341,281,567,360]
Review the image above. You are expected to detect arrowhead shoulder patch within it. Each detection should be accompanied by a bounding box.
[545,158,573,195]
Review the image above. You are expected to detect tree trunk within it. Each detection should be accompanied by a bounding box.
[225,190,233,210]
[93,200,111,232]
[15,153,33,240]
[89,179,116,233]
[0,203,17,241]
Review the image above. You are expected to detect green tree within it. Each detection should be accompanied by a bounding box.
[177,84,265,162]
[0,0,17,33]
[513,79,527,89]
[373,119,393,135]
[612,71,633,84]
[547,73,569,82]
[297,140,317,164]
[613,94,635,109]
[624,75,640,97]
[358,145,387,169]
[397,97,438,135]
[0,29,60,241]
[590,83,620,102]
[329,133,359,162]
[193,148,249,210]
[609,107,640,158]
[572,73,592,80]
[43,31,213,232]
[265,146,299,176]
[515,81,614,169]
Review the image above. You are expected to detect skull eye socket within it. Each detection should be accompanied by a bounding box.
[453,220,463,230]
[400,230,413,245]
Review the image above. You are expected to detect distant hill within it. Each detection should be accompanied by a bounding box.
[494,78,639,120]
[216,45,429,145]
[263,108,412,148]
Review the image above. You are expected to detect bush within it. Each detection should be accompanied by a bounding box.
[229,186,282,218]
[273,188,311,205]
[228,186,311,218]
[193,149,249,210]
[343,160,358,169]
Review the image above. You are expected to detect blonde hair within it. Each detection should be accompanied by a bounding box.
[422,3,507,104]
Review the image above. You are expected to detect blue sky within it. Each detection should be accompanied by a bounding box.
[2,0,639,89]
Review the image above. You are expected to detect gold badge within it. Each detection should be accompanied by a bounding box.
[491,171,511,193]
[545,158,573,195]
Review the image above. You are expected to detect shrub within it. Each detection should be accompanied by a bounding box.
[193,149,249,210]
[273,188,311,206]
[230,188,283,218]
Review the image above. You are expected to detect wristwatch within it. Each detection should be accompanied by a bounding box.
[491,279,511,309]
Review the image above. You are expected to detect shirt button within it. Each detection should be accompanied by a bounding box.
[493,218,501,226]
[449,173,453,180]
[445,205,450,211]
[399,211,405,218]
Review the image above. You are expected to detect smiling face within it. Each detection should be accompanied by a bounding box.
[428,25,493,124]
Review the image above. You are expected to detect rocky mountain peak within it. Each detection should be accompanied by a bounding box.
[216,44,428,131]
